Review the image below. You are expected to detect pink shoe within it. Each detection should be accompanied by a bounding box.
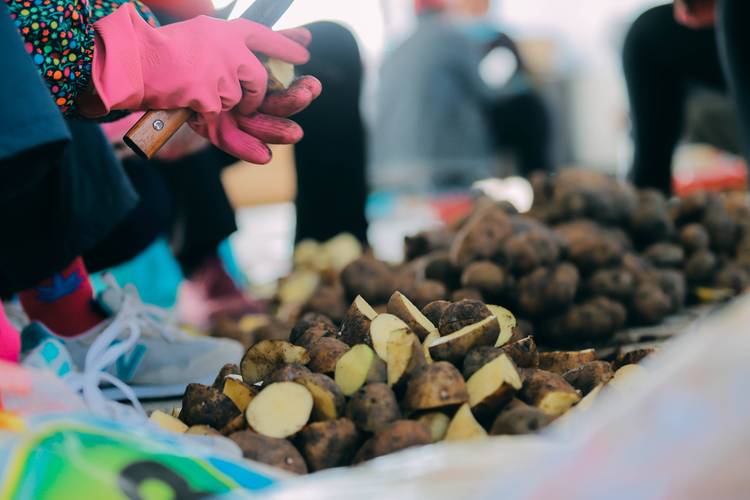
[177,258,266,328]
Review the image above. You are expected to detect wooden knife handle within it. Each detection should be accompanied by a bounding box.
[124,108,193,159]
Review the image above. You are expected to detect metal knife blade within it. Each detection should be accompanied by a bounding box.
[232,0,295,27]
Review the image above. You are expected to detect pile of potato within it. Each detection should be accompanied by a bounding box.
[154,292,654,475]
[288,171,750,348]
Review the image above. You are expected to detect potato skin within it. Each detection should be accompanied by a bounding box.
[518,369,579,412]
[587,267,636,302]
[631,283,672,325]
[461,261,513,301]
[490,404,553,436]
[562,361,613,395]
[714,262,750,293]
[679,224,710,253]
[555,221,625,273]
[438,300,493,336]
[518,264,579,317]
[421,300,451,327]
[542,297,627,343]
[341,257,396,304]
[463,336,538,380]
[538,350,597,375]
[406,280,449,310]
[685,249,717,285]
[308,338,350,374]
[297,418,361,472]
[229,431,308,475]
[294,324,336,350]
[503,229,562,275]
[644,243,684,268]
[403,362,469,413]
[346,383,400,433]
[290,313,336,345]
[450,288,484,302]
[180,383,241,430]
[266,364,312,384]
[212,364,241,389]
[614,348,656,369]
[303,285,348,324]
[353,420,432,463]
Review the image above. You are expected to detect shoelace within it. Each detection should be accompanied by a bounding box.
[66,292,147,423]
[101,274,182,342]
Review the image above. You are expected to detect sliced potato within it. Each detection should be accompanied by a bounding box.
[538,349,597,375]
[386,329,426,387]
[212,363,241,389]
[444,403,487,442]
[428,316,499,364]
[308,337,350,375]
[416,412,451,443]
[245,382,313,438]
[608,363,648,393]
[339,295,379,347]
[402,362,469,414]
[150,410,188,433]
[422,331,440,364]
[519,369,581,417]
[293,372,346,421]
[421,300,451,327]
[562,361,613,395]
[387,291,437,340]
[490,403,553,436]
[334,344,387,396]
[487,304,517,347]
[180,383,241,430]
[240,340,310,384]
[467,354,522,421]
[370,314,411,360]
[265,58,296,91]
[222,377,257,412]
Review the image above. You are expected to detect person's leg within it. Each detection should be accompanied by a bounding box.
[623,4,725,194]
[83,156,173,273]
[716,0,750,160]
[491,92,553,176]
[156,146,263,326]
[158,146,238,277]
[293,22,369,244]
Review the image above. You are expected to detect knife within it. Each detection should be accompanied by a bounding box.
[123,0,296,159]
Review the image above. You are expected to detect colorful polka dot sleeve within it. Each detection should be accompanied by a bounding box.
[4,0,157,115]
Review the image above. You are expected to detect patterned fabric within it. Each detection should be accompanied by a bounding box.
[4,0,157,115]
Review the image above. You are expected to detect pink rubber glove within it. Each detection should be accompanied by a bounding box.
[81,3,309,121]
[190,75,322,163]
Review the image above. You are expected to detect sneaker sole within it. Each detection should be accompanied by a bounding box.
[101,373,213,401]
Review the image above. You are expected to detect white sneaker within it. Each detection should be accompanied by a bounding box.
[22,274,244,400]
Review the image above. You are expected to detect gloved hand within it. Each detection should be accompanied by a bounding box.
[190,75,322,163]
[80,3,309,120]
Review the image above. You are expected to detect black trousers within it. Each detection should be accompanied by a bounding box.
[623,0,750,194]
[84,146,238,276]
[489,91,553,176]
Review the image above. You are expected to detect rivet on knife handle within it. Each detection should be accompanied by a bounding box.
[123,108,192,160]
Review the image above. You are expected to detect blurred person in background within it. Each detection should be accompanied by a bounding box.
[623,0,750,194]
[371,0,552,193]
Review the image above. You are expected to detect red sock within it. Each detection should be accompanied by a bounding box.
[19,257,104,338]
[0,306,20,363]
